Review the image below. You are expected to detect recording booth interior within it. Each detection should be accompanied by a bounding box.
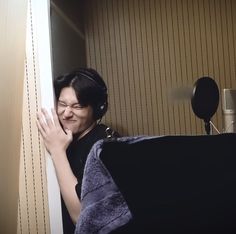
[77,133,236,233]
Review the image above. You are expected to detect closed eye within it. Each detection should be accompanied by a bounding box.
[71,104,83,110]
[58,101,83,110]
[58,101,67,108]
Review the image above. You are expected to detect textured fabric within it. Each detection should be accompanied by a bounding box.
[75,139,132,234]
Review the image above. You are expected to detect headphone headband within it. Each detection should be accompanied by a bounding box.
[77,69,107,93]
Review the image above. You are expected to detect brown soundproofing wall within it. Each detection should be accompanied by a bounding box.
[84,0,236,136]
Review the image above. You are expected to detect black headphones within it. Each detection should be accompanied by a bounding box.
[77,68,108,120]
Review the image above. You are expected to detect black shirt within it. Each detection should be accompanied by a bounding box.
[61,124,119,234]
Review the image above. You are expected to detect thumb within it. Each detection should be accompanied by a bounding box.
[65,129,73,141]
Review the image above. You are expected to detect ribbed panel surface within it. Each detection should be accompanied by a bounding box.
[84,0,236,136]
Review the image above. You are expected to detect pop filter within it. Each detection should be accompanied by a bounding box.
[191,77,219,134]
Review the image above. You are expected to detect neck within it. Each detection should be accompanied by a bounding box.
[77,122,97,140]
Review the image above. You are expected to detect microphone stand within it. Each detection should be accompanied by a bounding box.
[204,119,211,135]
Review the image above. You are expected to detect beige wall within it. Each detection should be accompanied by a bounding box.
[83,0,236,136]
[0,1,27,233]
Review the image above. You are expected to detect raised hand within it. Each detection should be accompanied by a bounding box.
[36,108,73,156]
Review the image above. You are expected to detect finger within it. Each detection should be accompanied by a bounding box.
[36,119,47,139]
[36,111,48,132]
[65,129,73,141]
[51,108,61,126]
[41,108,54,127]
[37,110,51,129]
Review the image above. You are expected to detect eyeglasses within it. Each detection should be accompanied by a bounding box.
[57,100,84,112]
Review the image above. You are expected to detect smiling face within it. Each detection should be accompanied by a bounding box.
[57,87,95,136]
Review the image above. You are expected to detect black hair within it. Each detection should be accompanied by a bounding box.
[54,68,108,120]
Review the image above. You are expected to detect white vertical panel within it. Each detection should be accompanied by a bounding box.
[20,0,63,233]
[30,0,63,233]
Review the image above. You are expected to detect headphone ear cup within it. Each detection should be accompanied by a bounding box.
[95,101,108,120]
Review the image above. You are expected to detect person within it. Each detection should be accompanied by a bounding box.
[36,68,119,234]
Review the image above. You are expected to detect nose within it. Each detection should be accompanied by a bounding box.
[63,106,73,118]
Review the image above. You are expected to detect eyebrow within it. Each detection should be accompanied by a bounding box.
[58,100,80,106]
